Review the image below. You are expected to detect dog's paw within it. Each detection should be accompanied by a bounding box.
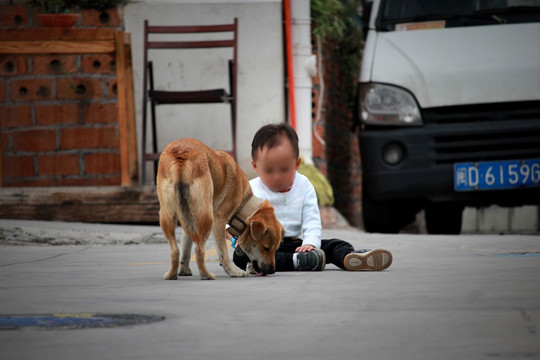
[200,272,216,280]
[163,271,178,280]
[229,269,248,277]
[179,268,192,276]
[223,264,248,277]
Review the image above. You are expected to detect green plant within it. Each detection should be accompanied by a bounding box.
[31,0,74,14]
[32,0,129,13]
[311,0,364,102]
[311,0,348,41]
[77,0,130,10]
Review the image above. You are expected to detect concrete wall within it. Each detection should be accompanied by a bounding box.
[124,0,284,180]
[414,205,539,234]
[462,206,539,234]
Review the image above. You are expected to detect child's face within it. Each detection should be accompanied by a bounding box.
[251,140,301,192]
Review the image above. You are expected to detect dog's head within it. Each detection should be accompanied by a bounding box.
[237,200,283,275]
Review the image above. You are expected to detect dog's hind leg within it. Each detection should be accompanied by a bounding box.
[178,231,193,276]
[194,242,214,280]
[160,209,180,280]
[177,176,216,280]
[188,222,215,280]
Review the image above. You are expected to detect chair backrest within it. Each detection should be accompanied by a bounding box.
[142,18,238,97]
[144,19,238,50]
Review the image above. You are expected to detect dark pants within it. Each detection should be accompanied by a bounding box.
[233,238,354,271]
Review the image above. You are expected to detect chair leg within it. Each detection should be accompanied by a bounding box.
[141,94,148,185]
[148,61,159,184]
[229,60,237,160]
[150,100,158,182]
[231,99,236,160]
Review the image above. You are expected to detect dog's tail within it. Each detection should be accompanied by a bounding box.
[172,165,214,238]
[175,181,197,234]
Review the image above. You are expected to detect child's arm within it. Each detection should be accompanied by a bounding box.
[298,179,322,251]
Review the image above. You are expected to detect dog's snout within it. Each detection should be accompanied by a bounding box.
[259,264,275,275]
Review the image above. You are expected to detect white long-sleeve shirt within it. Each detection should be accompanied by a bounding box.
[249,172,322,249]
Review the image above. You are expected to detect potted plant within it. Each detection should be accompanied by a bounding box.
[77,0,129,10]
[32,0,81,27]
[77,0,129,26]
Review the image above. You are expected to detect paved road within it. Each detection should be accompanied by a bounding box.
[1,220,539,360]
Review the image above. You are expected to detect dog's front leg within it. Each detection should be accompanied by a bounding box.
[179,232,193,276]
[214,225,248,277]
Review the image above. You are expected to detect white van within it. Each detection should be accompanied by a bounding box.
[356,0,540,233]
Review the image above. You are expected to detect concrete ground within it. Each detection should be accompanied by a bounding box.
[0,219,539,360]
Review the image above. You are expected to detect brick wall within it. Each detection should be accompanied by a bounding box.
[312,39,363,228]
[0,5,125,187]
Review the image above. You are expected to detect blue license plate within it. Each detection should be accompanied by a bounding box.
[454,159,540,192]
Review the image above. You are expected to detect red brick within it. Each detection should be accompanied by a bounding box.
[57,77,103,100]
[35,104,79,126]
[11,129,57,152]
[0,106,32,128]
[0,6,29,28]
[312,133,324,159]
[0,56,29,76]
[84,152,121,174]
[0,79,6,102]
[311,89,319,120]
[312,72,320,86]
[106,79,117,99]
[33,55,78,75]
[60,127,118,149]
[10,78,54,101]
[80,8,122,27]
[2,155,34,177]
[1,133,9,152]
[38,154,79,176]
[82,103,118,124]
[81,54,116,75]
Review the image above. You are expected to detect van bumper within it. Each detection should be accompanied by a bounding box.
[359,118,540,207]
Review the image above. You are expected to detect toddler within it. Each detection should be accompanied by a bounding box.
[233,123,393,272]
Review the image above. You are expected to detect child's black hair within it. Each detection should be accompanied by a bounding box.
[251,123,299,160]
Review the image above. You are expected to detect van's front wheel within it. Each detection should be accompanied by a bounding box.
[424,203,464,235]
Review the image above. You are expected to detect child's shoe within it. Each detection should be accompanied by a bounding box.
[245,262,259,275]
[344,249,392,271]
[296,249,326,271]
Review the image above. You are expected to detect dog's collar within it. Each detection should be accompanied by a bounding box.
[228,196,263,238]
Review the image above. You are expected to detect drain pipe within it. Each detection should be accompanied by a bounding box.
[289,0,317,165]
[284,0,296,130]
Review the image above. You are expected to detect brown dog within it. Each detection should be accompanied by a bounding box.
[157,138,283,280]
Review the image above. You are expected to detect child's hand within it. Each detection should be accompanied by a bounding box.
[295,244,316,253]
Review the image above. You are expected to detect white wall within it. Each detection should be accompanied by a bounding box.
[462,206,539,234]
[124,0,284,181]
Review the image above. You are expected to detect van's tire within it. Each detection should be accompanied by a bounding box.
[362,196,417,233]
[424,203,464,234]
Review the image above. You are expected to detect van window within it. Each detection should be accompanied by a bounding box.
[376,0,540,31]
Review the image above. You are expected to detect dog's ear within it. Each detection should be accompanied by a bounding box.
[249,220,267,241]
